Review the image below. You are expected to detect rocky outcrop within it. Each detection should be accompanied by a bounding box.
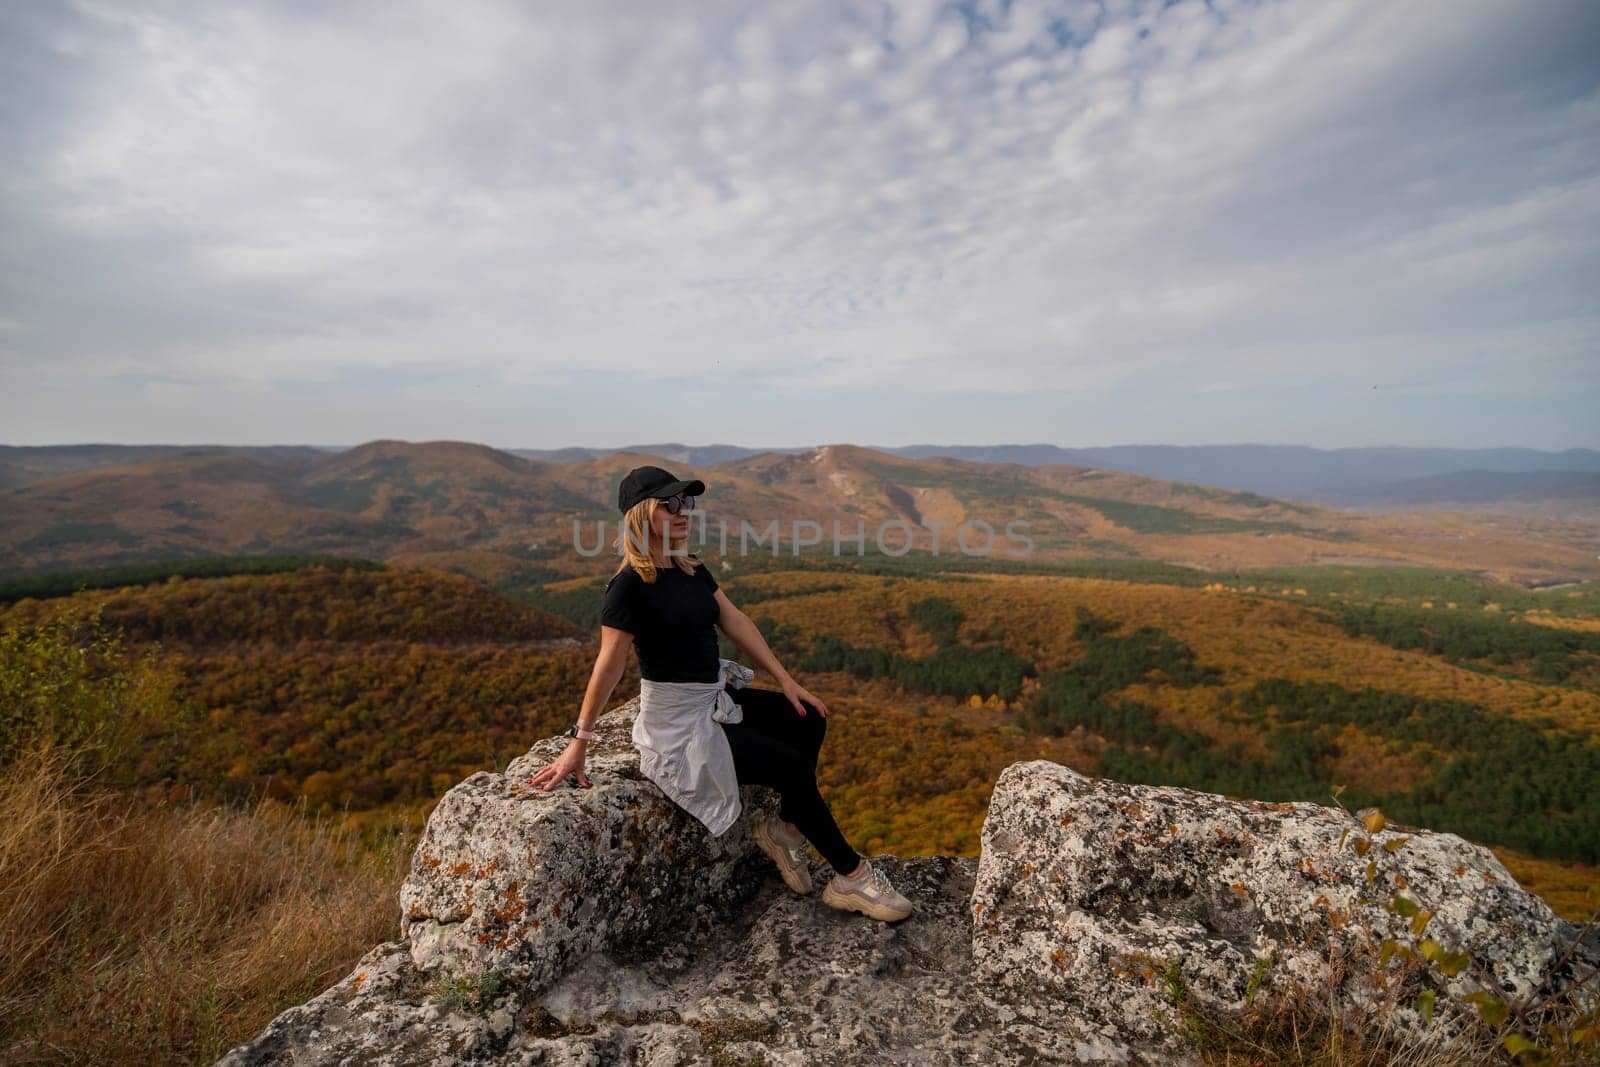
[219,704,1598,1066]
[971,760,1600,1061]
[217,855,1124,1065]
[398,699,781,988]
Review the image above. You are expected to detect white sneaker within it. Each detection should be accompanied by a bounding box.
[821,858,913,922]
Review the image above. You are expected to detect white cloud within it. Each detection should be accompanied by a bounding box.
[0,0,1596,446]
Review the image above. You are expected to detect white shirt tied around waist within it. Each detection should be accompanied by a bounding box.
[633,657,756,837]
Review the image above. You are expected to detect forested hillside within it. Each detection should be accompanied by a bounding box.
[5,558,1597,918]
[528,559,1600,914]
[1,564,595,830]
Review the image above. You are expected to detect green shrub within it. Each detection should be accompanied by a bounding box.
[0,602,186,785]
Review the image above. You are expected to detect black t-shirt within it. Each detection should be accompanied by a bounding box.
[600,556,723,683]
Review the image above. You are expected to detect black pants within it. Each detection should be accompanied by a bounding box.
[719,683,861,877]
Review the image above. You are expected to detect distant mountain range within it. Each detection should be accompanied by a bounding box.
[6,442,1596,512]
[0,444,336,491]
[506,443,1600,512]
[1,440,1596,585]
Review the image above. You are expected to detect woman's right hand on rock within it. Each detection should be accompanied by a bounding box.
[529,741,593,792]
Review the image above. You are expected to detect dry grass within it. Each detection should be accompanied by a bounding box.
[1167,908,1599,1067]
[1174,944,1503,1067]
[0,745,412,1065]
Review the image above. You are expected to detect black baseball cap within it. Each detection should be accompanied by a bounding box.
[617,465,706,514]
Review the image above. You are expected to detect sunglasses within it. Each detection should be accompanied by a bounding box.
[660,493,698,515]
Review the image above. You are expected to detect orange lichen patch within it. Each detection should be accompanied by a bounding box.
[1060,814,1074,827]
[475,858,501,878]
[1023,861,1036,875]
[551,902,562,918]
[1169,825,1178,835]
[449,861,474,876]
[353,972,368,990]
[1299,857,1330,881]
[492,882,526,922]
[1454,865,1467,876]
[421,852,443,870]
[1050,947,1068,970]
[1107,954,1159,983]
[973,902,986,916]
[1230,883,1249,898]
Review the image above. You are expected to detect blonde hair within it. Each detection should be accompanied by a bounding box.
[612,498,705,583]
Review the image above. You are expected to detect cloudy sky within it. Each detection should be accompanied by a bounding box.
[2,0,1597,451]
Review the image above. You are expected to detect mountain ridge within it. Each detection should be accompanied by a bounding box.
[2,440,1596,586]
[6,441,1596,513]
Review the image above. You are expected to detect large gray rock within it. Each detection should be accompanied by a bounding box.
[399,695,782,989]
[219,740,1597,1066]
[970,760,1599,1059]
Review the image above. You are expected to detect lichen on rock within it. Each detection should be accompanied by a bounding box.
[970,760,1599,1058]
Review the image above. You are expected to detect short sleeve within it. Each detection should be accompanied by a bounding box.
[693,557,719,592]
[600,570,638,634]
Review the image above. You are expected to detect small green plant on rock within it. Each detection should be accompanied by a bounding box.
[429,970,503,1015]
[1135,953,1244,1054]
[1243,955,1271,1009]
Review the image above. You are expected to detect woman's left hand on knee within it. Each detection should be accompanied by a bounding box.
[780,678,829,718]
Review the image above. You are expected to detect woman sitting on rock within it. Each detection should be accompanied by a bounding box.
[528,464,913,923]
